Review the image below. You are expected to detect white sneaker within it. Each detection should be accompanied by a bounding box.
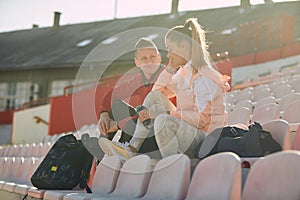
[98,137,137,161]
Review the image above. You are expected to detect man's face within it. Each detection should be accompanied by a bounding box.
[135,48,162,76]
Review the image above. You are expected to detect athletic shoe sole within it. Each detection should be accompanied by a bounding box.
[98,137,115,157]
[98,137,134,161]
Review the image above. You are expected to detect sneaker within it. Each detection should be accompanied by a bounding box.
[98,137,115,157]
[98,138,137,161]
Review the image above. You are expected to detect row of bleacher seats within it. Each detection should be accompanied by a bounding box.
[1,63,300,199]
[227,64,300,106]
[0,142,53,158]
[0,123,100,199]
[0,123,99,158]
[227,92,300,114]
[227,97,300,129]
[1,121,300,199]
[2,150,300,200]
[226,64,300,135]
[226,83,300,112]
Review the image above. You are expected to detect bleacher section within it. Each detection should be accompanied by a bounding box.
[1,62,300,199]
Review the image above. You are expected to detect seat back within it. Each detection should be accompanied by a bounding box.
[272,84,292,99]
[25,157,44,186]
[24,143,37,157]
[0,157,8,178]
[282,100,300,123]
[91,156,122,194]
[254,96,276,110]
[18,144,29,157]
[234,100,252,114]
[262,119,291,150]
[252,103,280,124]
[278,93,300,112]
[6,157,23,182]
[252,86,271,102]
[235,91,252,104]
[185,152,241,200]
[242,151,300,200]
[228,107,250,126]
[17,157,35,184]
[292,125,300,150]
[113,155,152,198]
[143,154,190,200]
[2,145,12,157]
[0,157,15,181]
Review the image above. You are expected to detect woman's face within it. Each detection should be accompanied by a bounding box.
[165,38,190,67]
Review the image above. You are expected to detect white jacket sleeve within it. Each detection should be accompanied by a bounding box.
[152,69,178,99]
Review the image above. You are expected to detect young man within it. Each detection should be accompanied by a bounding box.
[97,37,164,157]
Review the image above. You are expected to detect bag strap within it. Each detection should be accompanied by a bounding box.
[82,177,92,193]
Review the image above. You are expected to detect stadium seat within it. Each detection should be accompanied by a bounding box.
[289,79,300,93]
[108,154,152,198]
[14,157,44,196]
[63,155,152,200]
[251,103,280,124]
[140,154,190,200]
[18,144,30,157]
[225,103,233,113]
[225,93,235,106]
[272,84,293,100]
[0,156,7,172]
[45,156,122,200]
[262,119,291,150]
[185,152,241,200]
[2,157,32,192]
[37,142,52,157]
[234,99,253,114]
[24,143,37,158]
[234,90,252,104]
[268,80,287,92]
[8,144,20,157]
[0,157,22,189]
[0,157,16,188]
[252,86,272,102]
[278,93,300,112]
[253,96,276,110]
[242,151,300,200]
[0,157,8,178]
[282,100,300,132]
[228,107,251,126]
[292,125,300,151]
[2,145,12,157]
[0,146,3,157]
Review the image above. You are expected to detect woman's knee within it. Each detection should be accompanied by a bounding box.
[154,114,177,134]
[143,91,169,107]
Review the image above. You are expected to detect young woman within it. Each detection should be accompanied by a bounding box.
[99,18,230,159]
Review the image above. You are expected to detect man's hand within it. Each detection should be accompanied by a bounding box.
[98,112,118,137]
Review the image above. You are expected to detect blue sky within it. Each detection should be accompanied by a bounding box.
[0,0,297,33]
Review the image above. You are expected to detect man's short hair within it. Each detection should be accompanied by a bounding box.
[135,37,159,56]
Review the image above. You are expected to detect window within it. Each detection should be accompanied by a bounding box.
[49,79,95,97]
[0,82,32,111]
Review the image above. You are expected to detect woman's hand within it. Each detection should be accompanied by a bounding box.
[138,109,151,123]
[165,58,181,74]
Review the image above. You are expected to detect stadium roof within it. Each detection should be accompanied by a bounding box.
[0,1,299,71]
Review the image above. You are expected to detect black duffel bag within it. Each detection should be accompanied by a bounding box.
[196,122,282,159]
